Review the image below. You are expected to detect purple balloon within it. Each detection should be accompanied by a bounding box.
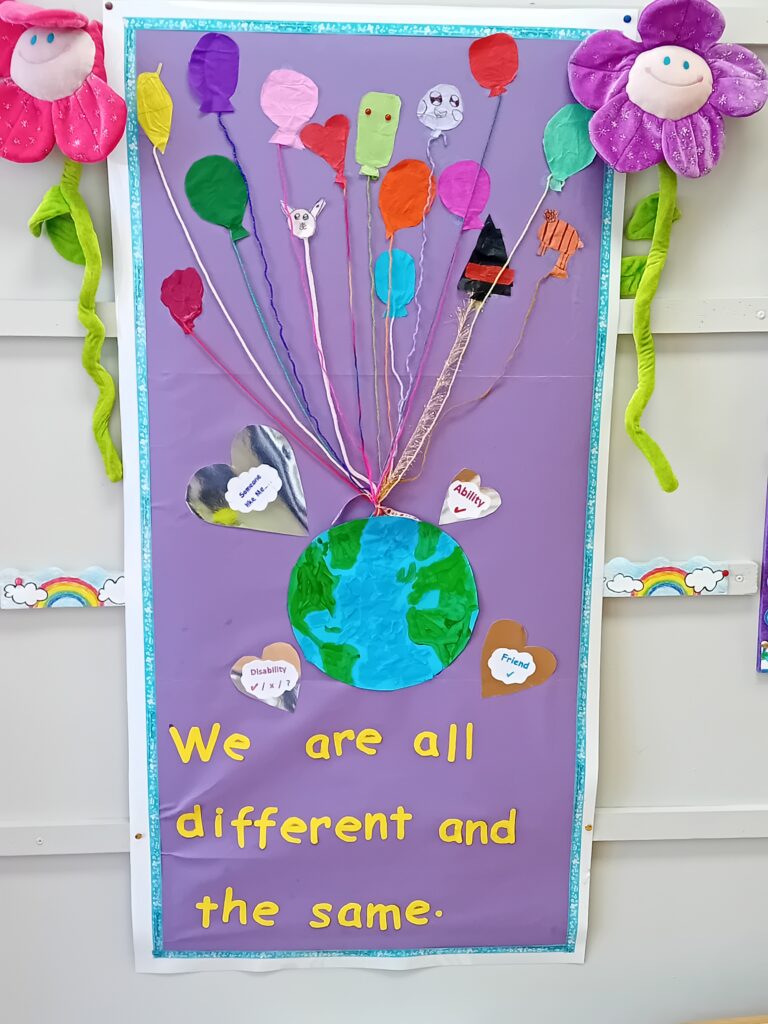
[188,33,239,115]
[438,160,491,231]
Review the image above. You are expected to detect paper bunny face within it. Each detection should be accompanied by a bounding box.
[281,198,326,238]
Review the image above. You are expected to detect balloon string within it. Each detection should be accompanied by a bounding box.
[302,233,362,486]
[216,113,336,459]
[342,183,375,489]
[383,236,394,442]
[389,319,406,421]
[365,176,382,474]
[185,327,362,492]
[275,145,372,494]
[398,271,552,488]
[382,177,553,498]
[230,237,327,439]
[151,146,358,484]
[379,92,504,488]
[402,134,434,422]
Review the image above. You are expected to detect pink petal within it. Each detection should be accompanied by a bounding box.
[52,73,126,163]
[708,43,768,117]
[0,19,23,78]
[661,106,723,177]
[0,2,88,29]
[567,30,640,110]
[589,91,664,173]
[0,76,54,162]
[638,0,724,53]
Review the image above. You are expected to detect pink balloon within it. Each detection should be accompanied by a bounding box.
[438,160,491,231]
[260,69,319,149]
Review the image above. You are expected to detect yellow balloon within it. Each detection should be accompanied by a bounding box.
[137,63,173,153]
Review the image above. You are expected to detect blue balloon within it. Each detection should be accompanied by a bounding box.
[374,249,416,318]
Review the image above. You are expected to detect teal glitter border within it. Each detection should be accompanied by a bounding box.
[125,14,614,961]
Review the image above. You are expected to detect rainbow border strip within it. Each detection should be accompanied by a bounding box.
[0,568,125,610]
[603,557,757,599]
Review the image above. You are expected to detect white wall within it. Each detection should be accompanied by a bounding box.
[2,2,767,1021]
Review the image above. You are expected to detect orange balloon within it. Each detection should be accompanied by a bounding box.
[378,159,436,239]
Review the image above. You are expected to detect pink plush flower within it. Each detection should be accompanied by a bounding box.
[568,0,767,177]
[0,0,126,163]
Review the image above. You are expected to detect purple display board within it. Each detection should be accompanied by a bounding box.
[107,2,626,971]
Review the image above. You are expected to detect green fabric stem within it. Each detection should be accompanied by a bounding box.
[29,159,122,482]
[625,161,678,493]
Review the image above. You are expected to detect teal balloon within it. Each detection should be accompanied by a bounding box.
[185,155,249,241]
[543,103,595,192]
[374,249,416,318]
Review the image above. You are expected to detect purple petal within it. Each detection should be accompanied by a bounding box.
[708,43,768,117]
[568,30,640,110]
[589,91,664,173]
[661,106,723,177]
[638,0,724,53]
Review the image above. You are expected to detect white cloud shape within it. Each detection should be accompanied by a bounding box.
[225,465,282,514]
[685,566,724,594]
[488,648,537,686]
[606,572,643,594]
[3,581,47,607]
[98,576,125,606]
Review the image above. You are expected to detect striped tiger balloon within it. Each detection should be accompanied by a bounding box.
[536,210,583,279]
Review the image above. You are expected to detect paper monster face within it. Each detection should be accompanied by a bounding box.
[626,45,713,120]
[10,27,96,102]
[355,91,401,178]
[417,83,464,138]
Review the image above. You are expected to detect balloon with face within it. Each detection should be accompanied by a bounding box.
[417,83,463,143]
[356,92,401,179]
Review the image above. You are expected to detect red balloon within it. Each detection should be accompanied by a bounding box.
[300,114,350,188]
[469,33,519,97]
[161,268,204,334]
[378,159,436,239]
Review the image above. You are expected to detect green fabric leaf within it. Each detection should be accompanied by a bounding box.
[620,255,647,297]
[625,191,681,241]
[28,185,85,265]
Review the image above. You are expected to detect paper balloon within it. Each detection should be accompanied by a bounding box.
[469,33,519,97]
[378,160,436,239]
[188,33,239,114]
[543,103,596,192]
[374,249,416,318]
[417,84,464,141]
[356,92,401,179]
[438,161,491,231]
[260,69,318,149]
[185,156,249,242]
[161,268,204,334]
[137,64,173,153]
[300,114,350,187]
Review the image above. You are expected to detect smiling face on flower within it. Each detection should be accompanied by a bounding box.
[10,28,96,102]
[627,45,713,119]
[567,0,767,178]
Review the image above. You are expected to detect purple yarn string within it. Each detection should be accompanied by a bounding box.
[216,114,344,468]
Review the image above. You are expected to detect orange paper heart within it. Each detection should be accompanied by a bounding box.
[481,620,557,698]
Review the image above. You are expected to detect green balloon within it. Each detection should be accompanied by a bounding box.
[543,103,595,193]
[185,155,249,241]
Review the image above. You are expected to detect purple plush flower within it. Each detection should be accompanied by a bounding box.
[568,0,767,177]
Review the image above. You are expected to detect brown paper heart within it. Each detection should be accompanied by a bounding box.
[231,642,302,712]
[481,620,557,698]
[439,468,501,525]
